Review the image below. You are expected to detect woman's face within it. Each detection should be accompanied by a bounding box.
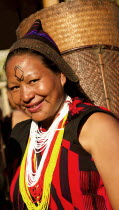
[6,54,66,126]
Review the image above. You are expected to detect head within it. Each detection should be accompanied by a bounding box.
[4,19,88,127]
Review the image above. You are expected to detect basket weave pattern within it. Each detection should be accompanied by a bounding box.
[63,47,119,117]
[17,0,119,52]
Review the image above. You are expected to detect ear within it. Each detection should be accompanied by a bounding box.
[60,73,66,87]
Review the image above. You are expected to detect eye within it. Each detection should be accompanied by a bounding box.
[9,86,20,91]
[29,79,39,84]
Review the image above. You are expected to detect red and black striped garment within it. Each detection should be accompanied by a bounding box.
[9,98,114,210]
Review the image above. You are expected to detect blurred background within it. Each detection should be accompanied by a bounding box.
[0,0,64,116]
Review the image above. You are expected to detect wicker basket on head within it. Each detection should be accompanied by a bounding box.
[17,0,119,118]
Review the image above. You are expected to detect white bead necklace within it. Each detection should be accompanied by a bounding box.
[26,95,72,187]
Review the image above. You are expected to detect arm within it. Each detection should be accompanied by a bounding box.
[79,112,119,210]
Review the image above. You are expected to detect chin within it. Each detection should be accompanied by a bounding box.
[30,113,46,122]
[31,116,41,122]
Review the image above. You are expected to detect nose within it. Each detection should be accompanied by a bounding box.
[20,85,35,103]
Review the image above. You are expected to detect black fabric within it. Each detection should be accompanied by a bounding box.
[63,105,116,171]
[64,105,116,145]
[10,119,31,154]
[9,106,115,176]
[51,184,64,210]
[6,119,31,183]
[8,103,115,209]
[60,147,72,203]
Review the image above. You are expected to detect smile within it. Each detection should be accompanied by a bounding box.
[26,101,43,113]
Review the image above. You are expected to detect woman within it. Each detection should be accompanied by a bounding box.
[4,19,119,210]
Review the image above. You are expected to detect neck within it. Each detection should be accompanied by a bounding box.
[40,94,68,130]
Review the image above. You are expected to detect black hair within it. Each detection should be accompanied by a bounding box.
[4,48,91,102]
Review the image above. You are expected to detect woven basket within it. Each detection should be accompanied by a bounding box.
[16,0,119,118]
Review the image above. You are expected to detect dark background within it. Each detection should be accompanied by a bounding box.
[0,0,63,50]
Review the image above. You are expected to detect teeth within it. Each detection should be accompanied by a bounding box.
[31,105,37,108]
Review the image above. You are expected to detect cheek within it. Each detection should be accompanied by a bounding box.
[36,80,54,94]
[11,92,20,105]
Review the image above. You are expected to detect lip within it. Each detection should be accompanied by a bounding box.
[26,101,43,113]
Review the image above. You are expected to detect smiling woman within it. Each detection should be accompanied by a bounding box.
[6,52,67,124]
[4,19,119,210]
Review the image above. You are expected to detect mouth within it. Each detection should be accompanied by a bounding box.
[25,101,43,113]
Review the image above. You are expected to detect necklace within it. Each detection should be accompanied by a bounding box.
[19,95,72,209]
[26,95,71,187]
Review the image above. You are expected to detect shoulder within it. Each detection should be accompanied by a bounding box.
[69,97,115,120]
[68,97,117,136]
[83,111,118,130]
[11,118,31,140]
[79,112,119,154]
[12,110,30,128]
[9,119,32,156]
[79,112,119,209]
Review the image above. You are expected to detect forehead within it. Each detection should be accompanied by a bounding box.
[6,53,41,66]
[6,53,45,74]
[6,53,55,83]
